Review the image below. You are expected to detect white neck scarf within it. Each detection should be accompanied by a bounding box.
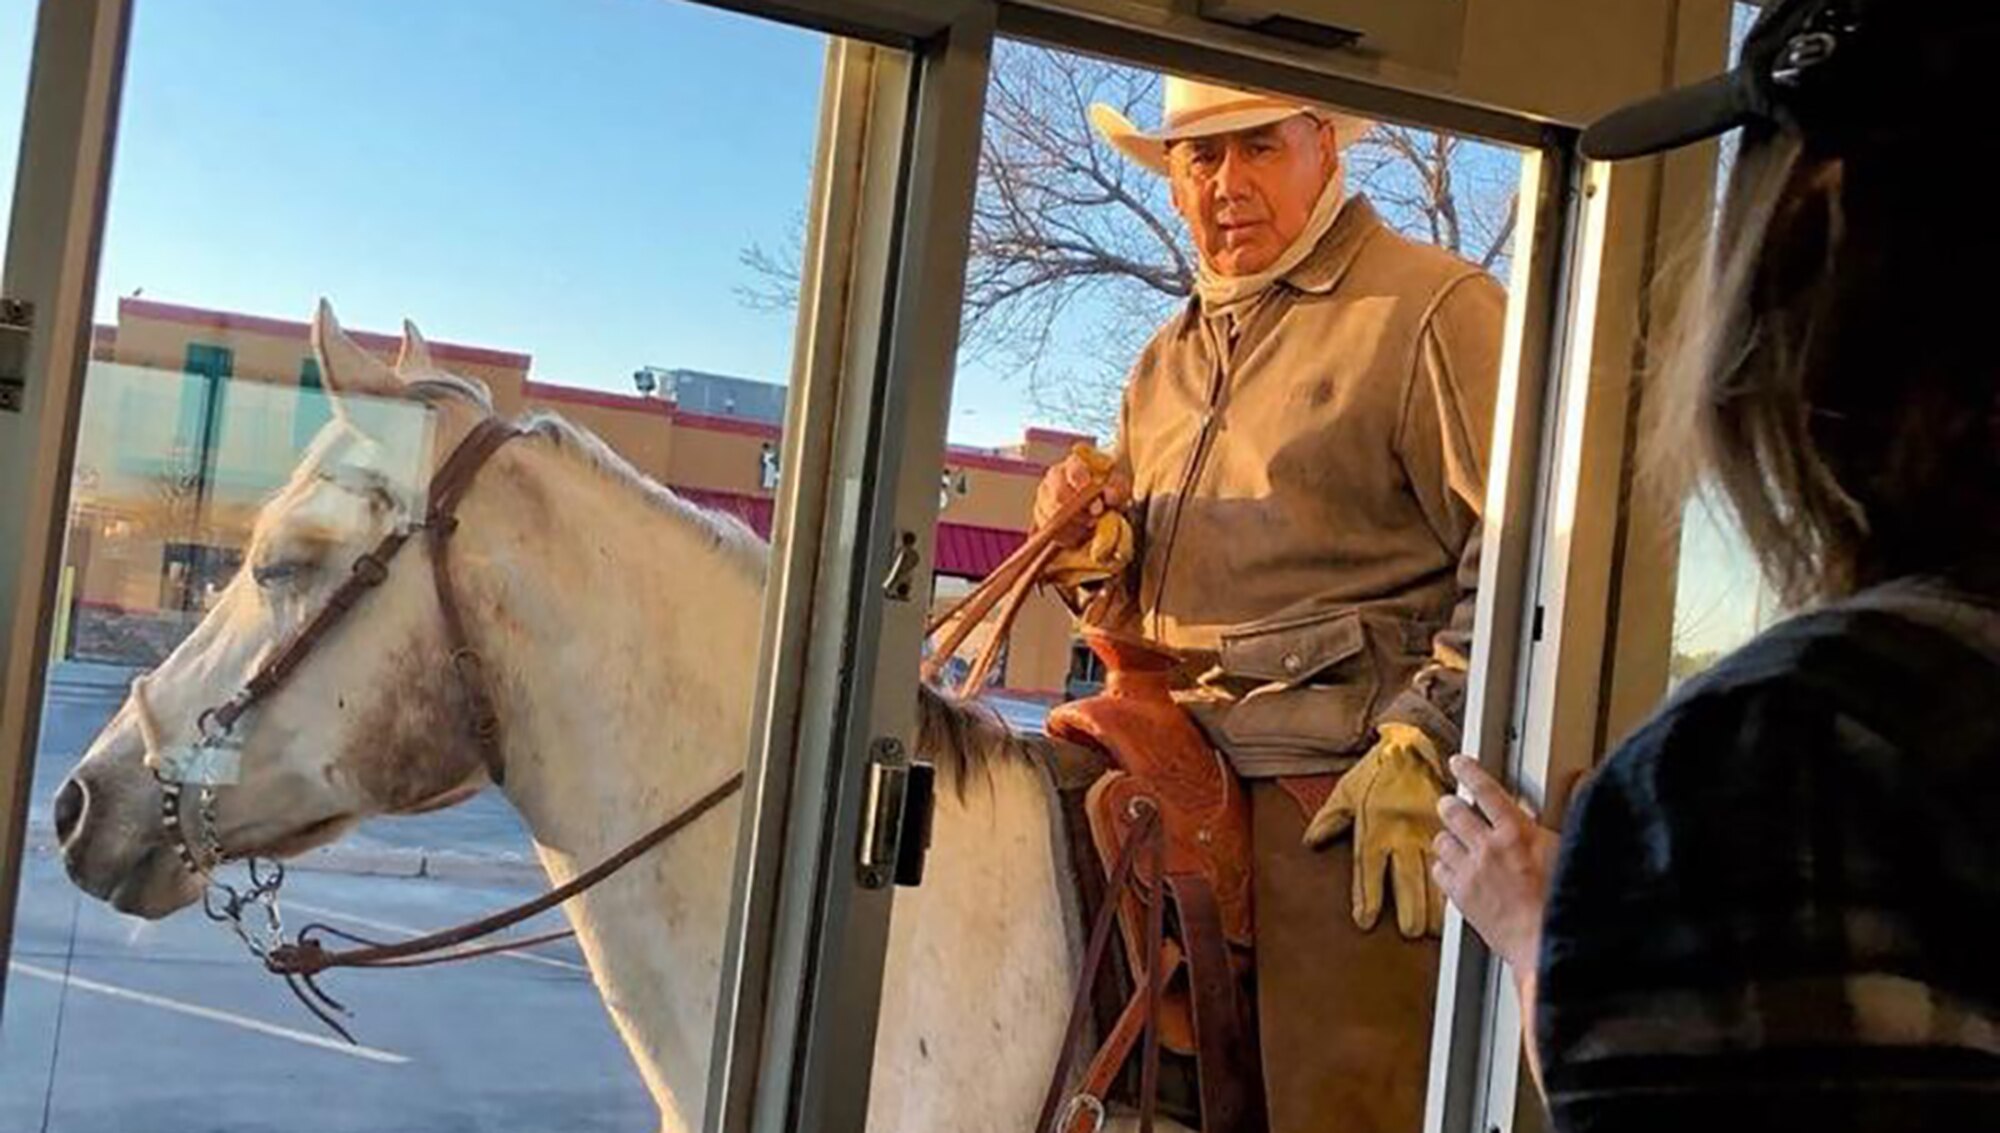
[1194,170,1346,317]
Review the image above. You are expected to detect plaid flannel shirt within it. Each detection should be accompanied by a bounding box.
[1536,578,2000,1132]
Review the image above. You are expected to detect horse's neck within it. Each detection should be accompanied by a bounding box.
[868,757,1081,1132]
[451,434,1087,1133]
[461,442,762,1133]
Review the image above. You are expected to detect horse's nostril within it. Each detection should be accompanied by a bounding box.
[54,777,86,845]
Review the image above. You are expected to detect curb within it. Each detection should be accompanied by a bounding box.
[21,822,547,888]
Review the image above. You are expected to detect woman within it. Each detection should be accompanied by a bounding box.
[1435,2,2000,1129]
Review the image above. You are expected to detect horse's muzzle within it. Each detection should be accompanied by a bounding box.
[55,764,198,918]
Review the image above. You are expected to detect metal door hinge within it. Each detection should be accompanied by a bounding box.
[856,737,936,890]
[0,299,33,413]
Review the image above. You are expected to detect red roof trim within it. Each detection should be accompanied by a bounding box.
[943,447,1049,476]
[667,408,783,440]
[673,488,1028,579]
[118,298,534,370]
[523,379,672,416]
[667,412,1050,475]
[1025,426,1096,447]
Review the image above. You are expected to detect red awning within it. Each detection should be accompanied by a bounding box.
[930,522,1025,579]
[675,488,1022,580]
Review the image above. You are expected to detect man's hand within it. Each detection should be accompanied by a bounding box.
[1303,723,1449,939]
[1033,445,1132,549]
[1431,755,1560,973]
[1044,512,1136,591]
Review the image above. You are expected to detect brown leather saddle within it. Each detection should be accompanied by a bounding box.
[919,481,1267,1131]
[1039,629,1266,1133]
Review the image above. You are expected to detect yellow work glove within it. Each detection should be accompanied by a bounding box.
[1042,444,1134,590]
[1302,723,1449,939]
[1044,510,1135,590]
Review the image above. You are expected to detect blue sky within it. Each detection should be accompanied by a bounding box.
[0,0,1045,446]
[0,2,29,265]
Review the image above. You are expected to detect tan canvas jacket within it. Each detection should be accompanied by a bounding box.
[1081,197,1505,777]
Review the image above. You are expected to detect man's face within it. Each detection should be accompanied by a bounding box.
[1168,114,1338,277]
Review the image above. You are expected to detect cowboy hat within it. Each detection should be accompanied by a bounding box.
[1090,76,1373,176]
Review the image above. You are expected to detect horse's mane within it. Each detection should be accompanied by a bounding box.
[518,411,769,581]
[918,685,1049,795]
[415,370,1039,787]
[408,373,767,582]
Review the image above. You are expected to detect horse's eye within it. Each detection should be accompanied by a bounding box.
[252,560,308,588]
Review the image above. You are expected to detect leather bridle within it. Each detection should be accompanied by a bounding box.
[136,415,741,1041]
[200,416,521,783]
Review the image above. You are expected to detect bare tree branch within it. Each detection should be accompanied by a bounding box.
[737,43,1521,439]
[734,208,805,313]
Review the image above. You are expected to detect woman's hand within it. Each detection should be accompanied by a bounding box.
[1432,755,1562,974]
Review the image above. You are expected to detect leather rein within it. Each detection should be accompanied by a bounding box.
[922,468,1112,697]
[147,416,741,1041]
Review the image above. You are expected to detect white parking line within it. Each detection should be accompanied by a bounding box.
[8,960,410,1064]
[281,899,591,975]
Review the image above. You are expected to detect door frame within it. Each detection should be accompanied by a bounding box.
[0,0,131,1003]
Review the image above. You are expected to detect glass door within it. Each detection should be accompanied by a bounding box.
[0,3,935,1131]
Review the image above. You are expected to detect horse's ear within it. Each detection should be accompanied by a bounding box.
[311,299,403,404]
[395,319,442,380]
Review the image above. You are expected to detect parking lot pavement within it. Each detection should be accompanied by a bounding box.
[1,853,655,1133]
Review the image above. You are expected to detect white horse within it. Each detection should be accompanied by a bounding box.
[52,303,1178,1133]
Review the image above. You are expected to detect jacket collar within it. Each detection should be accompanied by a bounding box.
[1279,194,1382,296]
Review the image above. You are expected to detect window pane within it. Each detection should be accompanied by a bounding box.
[859,39,1529,1129]
[9,3,837,1130]
[918,41,1523,711]
[1667,0,1775,685]
[0,0,32,267]
[1671,490,1779,687]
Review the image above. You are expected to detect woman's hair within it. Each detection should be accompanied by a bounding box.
[1655,122,2000,607]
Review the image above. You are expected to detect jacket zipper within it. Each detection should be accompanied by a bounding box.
[1144,315,1233,639]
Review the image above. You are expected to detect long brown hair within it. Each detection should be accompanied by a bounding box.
[1656,124,2000,607]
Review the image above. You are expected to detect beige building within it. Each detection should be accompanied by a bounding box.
[69,298,1086,696]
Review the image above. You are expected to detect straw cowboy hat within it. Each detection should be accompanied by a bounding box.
[1090,76,1373,176]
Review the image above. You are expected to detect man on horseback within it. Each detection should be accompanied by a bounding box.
[1036,76,1504,1132]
